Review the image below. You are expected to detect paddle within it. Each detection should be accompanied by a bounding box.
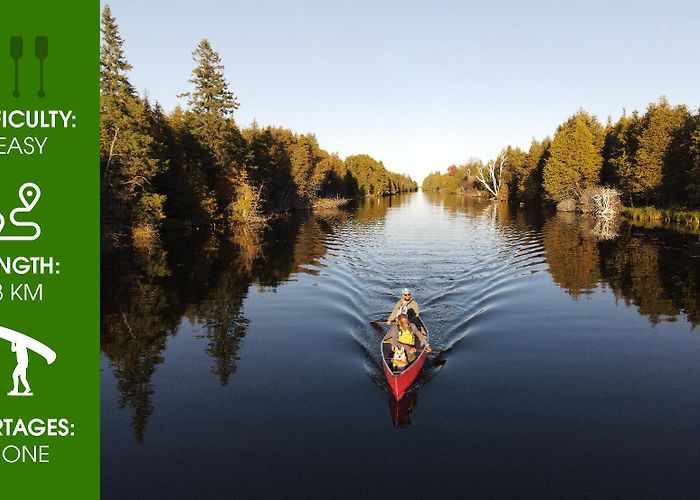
[35,36,48,98]
[372,320,442,362]
[370,320,399,334]
[10,36,22,98]
[369,321,386,335]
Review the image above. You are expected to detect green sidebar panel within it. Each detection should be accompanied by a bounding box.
[0,2,99,498]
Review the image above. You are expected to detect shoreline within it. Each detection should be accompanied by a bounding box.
[623,206,700,228]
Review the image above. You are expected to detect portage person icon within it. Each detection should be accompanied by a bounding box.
[0,325,56,396]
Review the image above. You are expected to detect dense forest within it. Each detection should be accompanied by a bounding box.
[422,100,700,224]
[100,5,416,247]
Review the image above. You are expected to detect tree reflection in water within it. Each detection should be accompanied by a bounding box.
[102,195,700,443]
[426,194,700,327]
[598,227,700,326]
[101,214,338,442]
[539,212,699,327]
[542,213,601,298]
[101,197,404,443]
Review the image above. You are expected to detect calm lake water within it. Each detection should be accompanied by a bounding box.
[102,192,700,499]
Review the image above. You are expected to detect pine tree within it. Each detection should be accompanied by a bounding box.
[543,111,603,202]
[100,5,165,242]
[182,39,240,165]
[100,5,134,97]
[181,39,245,225]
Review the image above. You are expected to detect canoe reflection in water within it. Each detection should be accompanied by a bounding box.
[389,392,418,428]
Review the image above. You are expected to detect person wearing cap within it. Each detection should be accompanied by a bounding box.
[387,288,420,323]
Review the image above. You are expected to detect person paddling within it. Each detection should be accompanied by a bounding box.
[389,313,432,355]
[387,288,420,323]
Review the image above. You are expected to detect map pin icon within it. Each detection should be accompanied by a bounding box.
[19,183,41,211]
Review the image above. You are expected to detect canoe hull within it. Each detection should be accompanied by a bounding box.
[381,317,429,400]
[0,325,56,364]
[383,350,427,400]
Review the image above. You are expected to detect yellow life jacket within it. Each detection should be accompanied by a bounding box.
[397,326,415,346]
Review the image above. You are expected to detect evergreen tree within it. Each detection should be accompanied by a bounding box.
[100,5,134,97]
[181,39,245,225]
[182,39,240,163]
[100,5,165,242]
[601,111,641,200]
[543,111,603,202]
[629,97,691,203]
[522,138,549,202]
[661,106,695,204]
[319,154,351,197]
[288,134,322,206]
[345,154,415,195]
[504,145,527,202]
[242,125,294,211]
[685,115,700,205]
[164,106,218,224]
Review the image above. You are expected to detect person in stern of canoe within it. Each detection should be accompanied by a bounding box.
[389,313,432,355]
[387,288,420,323]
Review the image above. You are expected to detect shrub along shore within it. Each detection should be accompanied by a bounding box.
[623,206,700,227]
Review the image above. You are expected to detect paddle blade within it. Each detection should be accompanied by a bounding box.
[10,36,23,59]
[369,321,385,335]
[35,36,48,59]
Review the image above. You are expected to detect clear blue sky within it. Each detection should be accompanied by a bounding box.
[103,0,699,181]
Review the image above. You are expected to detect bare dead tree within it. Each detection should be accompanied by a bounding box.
[104,126,120,184]
[593,217,620,240]
[476,153,506,198]
[591,187,621,220]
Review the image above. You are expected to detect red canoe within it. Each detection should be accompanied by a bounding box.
[381,317,429,400]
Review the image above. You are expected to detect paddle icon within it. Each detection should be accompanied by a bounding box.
[35,36,48,97]
[10,36,23,98]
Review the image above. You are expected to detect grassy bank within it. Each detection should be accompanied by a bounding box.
[623,206,700,227]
